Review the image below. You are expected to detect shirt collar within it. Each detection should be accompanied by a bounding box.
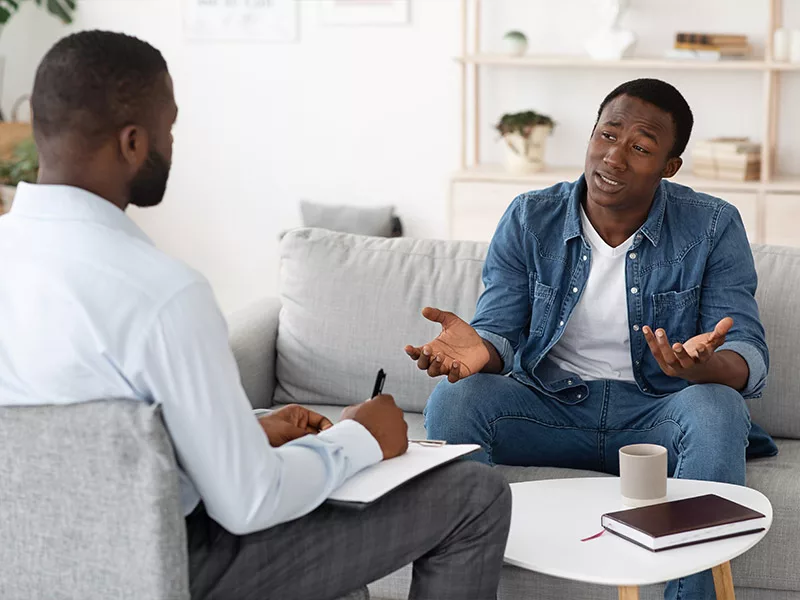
[563,175,666,247]
[9,182,153,246]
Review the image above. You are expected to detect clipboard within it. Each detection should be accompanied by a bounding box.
[326,443,480,509]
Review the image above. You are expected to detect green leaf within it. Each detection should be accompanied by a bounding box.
[32,0,74,23]
[0,7,12,25]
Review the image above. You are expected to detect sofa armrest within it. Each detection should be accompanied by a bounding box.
[227,297,281,409]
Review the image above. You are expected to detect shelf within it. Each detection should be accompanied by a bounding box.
[452,164,800,193]
[456,54,800,72]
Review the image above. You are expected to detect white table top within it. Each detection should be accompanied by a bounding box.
[505,478,772,587]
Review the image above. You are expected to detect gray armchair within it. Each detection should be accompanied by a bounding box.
[0,398,368,600]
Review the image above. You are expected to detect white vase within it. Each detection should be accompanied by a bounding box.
[0,185,16,214]
[502,126,551,174]
[503,37,528,57]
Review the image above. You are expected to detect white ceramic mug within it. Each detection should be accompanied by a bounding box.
[619,444,668,507]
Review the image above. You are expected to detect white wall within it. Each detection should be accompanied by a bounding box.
[2,0,799,312]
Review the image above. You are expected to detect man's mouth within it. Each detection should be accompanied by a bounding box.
[594,171,626,192]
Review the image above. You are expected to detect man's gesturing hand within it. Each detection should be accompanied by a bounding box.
[404,307,491,383]
[643,317,733,381]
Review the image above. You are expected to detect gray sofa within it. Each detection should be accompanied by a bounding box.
[227,228,800,600]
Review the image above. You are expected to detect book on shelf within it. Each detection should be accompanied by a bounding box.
[672,32,750,59]
[601,494,768,552]
[691,138,762,182]
[676,33,749,46]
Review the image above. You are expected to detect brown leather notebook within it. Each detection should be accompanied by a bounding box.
[602,494,767,552]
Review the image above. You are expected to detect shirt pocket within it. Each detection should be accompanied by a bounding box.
[529,276,557,338]
[652,285,700,343]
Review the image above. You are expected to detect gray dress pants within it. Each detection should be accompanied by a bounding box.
[187,460,512,600]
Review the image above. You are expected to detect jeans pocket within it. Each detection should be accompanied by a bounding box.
[530,277,556,337]
[652,285,700,343]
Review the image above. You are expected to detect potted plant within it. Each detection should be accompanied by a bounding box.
[1,1,76,120]
[495,110,555,174]
[0,0,76,26]
[0,137,37,213]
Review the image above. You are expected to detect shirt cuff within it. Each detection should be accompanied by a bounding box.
[316,419,383,478]
[718,340,767,399]
[474,328,514,375]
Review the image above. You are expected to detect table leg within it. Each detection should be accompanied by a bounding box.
[712,561,736,600]
[618,586,639,600]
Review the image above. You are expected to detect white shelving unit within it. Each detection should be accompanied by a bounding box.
[449,0,800,244]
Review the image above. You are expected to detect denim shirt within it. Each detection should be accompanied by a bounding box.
[471,176,769,403]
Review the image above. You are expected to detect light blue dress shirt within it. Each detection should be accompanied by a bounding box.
[0,183,382,535]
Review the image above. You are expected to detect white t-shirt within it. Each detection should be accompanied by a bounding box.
[548,207,636,381]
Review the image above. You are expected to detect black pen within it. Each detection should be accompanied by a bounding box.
[371,369,386,398]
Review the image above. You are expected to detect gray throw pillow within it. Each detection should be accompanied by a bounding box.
[300,200,395,237]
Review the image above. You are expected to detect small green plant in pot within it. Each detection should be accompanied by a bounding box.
[496,110,555,174]
[0,137,38,212]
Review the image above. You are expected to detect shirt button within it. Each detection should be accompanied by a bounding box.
[582,255,588,261]
[559,320,565,327]
[630,287,639,294]
[635,361,640,366]
[633,324,640,332]
[629,252,637,260]
[577,393,583,399]
[572,287,579,293]
[567,379,573,385]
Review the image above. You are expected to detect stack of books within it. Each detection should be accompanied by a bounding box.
[667,32,751,61]
[692,138,761,182]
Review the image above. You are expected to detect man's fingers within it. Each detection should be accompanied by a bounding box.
[306,409,333,432]
[695,342,712,362]
[448,361,463,383]
[427,359,443,378]
[643,326,672,373]
[708,317,734,346]
[421,306,446,324]
[416,345,432,370]
[672,343,697,369]
[405,345,421,360]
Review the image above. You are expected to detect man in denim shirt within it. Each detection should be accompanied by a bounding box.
[406,79,773,600]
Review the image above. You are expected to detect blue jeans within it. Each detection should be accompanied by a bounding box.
[424,375,751,600]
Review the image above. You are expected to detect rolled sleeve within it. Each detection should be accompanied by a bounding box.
[474,328,515,375]
[718,340,768,399]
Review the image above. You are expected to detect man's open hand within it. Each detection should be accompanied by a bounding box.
[643,317,733,381]
[404,307,491,383]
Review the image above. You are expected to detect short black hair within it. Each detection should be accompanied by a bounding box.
[595,78,694,158]
[32,30,168,150]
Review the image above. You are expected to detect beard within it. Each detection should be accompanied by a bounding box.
[129,149,171,208]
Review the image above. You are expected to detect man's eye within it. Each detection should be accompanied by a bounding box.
[602,132,616,141]
[634,145,649,154]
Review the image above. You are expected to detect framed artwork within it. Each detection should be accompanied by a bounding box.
[183,0,298,42]
[319,0,410,26]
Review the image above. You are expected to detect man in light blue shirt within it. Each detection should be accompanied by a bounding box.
[0,31,511,600]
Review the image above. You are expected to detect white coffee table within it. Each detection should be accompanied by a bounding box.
[505,478,772,600]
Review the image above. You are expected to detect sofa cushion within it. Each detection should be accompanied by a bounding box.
[276,229,487,412]
[0,399,190,600]
[750,245,800,439]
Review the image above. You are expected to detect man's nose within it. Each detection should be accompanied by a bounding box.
[603,144,628,172]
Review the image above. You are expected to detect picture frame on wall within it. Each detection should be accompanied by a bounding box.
[183,0,298,42]
[319,0,410,26]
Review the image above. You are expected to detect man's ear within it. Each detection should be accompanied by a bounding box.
[118,125,150,171]
[662,156,683,179]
